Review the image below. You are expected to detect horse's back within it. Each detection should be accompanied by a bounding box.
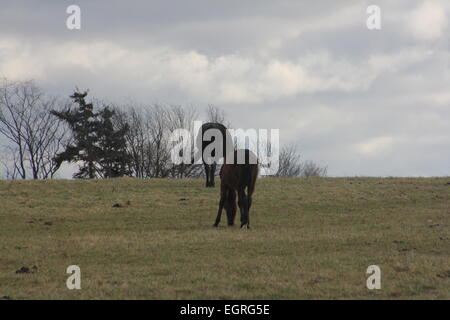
[221,149,258,192]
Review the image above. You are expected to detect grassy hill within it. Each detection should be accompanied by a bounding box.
[0,177,449,299]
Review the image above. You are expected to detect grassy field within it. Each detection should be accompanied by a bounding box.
[0,177,449,299]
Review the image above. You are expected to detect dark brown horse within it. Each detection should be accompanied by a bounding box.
[213,149,258,229]
[198,122,233,187]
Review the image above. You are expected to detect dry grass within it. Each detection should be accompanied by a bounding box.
[0,177,449,299]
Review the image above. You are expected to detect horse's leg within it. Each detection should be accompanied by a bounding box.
[204,163,210,187]
[246,194,252,229]
[210,162,217,187]
[238,189,249,229]
[225,189,236,226]
[245,166,257,229]
[214,187,227,227]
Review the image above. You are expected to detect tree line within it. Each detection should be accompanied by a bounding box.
[0,79,327,179]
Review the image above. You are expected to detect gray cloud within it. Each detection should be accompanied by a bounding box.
[0,0,449,176]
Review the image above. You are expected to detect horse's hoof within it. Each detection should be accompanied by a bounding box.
[213,223,218,227]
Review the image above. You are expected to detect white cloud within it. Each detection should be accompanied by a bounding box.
[0,38,43,79]
[0,34,439,106]
[354,136,396,155]
[430,92,450,105]
[409,1,448,40]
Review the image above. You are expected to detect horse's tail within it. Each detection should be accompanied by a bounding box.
[247,164,258,197]
[239,149,258,195]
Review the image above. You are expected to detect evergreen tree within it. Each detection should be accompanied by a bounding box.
[51,91,130,178]
[96,107,130,177]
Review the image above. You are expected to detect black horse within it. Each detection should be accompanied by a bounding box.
[197,122,233,187]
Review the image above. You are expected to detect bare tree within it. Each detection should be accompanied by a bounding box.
[0,79,68,179]
[276,144,303,177]
[206,104,225,124]
[113,105,149,178]
[113,103,203,178]
[206,104,232,129]
[145,105,170,177]
[167,105,202,178]
[276,143,327,177]
[0,146,20,179]
[25,95,69,179]
[301,160,328,177]
[0,80,30,178]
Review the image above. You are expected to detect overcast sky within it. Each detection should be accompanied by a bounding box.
[0,0,449,176]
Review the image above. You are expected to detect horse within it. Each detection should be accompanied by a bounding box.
[213,149,258,229]
[197,122,233,187]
